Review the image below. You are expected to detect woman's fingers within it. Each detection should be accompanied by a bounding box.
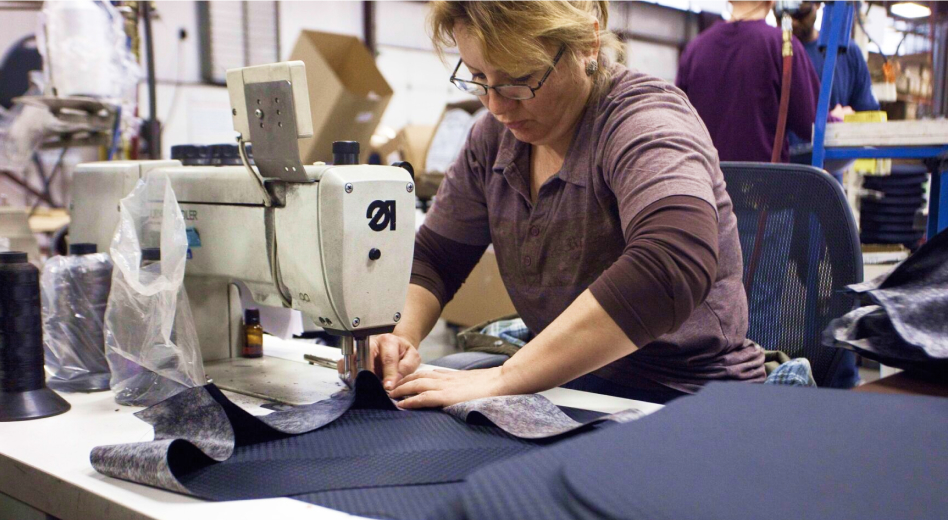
[396,391,447,409]
[377,337,404,390]
[388,374,448,399]
[397,348,422,382]
[393,369,450,388]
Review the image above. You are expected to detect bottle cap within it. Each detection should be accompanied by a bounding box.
[69,243,98,255]
[245,308,261,326]
[0,252,28,264]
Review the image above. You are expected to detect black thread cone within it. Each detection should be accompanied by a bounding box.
[0,251,70,421]
[0,387,70,422]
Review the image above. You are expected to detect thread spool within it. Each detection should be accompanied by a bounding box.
[0,251,70,421]
[44,243,113,391]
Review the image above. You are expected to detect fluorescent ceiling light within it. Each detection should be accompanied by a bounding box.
[891,2,931,19]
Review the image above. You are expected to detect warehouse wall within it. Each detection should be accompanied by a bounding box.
[0,11,37,64]
[0,1,711,160]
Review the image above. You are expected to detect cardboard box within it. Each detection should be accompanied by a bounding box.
[419,99,485,199]
[441,247,517,328]
[379,125,435,171]
[289,30,393,163]
[0,207,41,265]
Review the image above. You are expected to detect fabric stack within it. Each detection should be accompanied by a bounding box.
[825,227,948,374]
[859,164,929,247]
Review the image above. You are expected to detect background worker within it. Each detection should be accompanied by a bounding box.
[352,0,765,407]
[789,1,880,120]
[676,0,820,162]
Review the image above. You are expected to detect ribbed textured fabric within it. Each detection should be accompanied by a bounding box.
[438,383,948,520]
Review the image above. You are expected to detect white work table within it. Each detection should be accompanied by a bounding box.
[0,336,661,520]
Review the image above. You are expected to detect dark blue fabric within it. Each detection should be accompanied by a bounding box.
[562,373,686,404]
[789,38,880,149]
[803,39,880,112]
[439,383,948,520]
[824,349,859,388]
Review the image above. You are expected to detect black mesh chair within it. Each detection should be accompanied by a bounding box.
[722,162,862,386]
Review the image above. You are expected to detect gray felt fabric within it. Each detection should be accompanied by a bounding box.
[445,395,585,439]
[446,395,646,439]
[825,227,948,372]
[92,439,193,495]
[91,370,646,498]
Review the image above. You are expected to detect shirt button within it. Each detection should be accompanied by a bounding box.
[524,256,532,267]
[529,226,540,237]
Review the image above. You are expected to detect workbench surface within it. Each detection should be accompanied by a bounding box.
[0,337,661,520]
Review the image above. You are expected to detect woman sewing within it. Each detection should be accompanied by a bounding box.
[352,0,765,406]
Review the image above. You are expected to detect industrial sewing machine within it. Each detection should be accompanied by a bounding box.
[69,62,416,403]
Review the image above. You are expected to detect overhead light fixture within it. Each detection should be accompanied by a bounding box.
[891,2,931,19]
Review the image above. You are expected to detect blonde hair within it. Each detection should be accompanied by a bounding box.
[428,1,622,100]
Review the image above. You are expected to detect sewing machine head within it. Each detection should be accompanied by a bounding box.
[70,62,415,392]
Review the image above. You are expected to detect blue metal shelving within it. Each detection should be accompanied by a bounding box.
[810,1,948,237]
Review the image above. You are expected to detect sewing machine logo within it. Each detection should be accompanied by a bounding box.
[366,200,396,232]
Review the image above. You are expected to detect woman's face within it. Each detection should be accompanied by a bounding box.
[454,25,592,150]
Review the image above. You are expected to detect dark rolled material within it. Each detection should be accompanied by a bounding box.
[860,165,929,247]
[43,249,114,392]
[141,247,161,263]
[0,251,70,421]
[332,141,360,165]
[68,243,98,255]
[171,144,212,166]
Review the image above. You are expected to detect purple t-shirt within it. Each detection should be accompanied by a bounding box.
[676,20,820,162]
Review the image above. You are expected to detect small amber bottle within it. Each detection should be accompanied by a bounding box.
[243,309,263,358]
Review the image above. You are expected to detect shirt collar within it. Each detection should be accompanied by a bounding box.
[490,106,595,189]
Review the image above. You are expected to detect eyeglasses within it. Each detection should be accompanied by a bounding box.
[449,46,566,101]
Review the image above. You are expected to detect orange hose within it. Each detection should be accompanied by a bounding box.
[772,53,793,163]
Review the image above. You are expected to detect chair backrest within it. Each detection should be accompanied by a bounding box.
[721,162,862,386]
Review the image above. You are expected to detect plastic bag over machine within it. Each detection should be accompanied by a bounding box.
[104,173,205,406]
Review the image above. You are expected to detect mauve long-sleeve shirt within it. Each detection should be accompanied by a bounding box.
[410,66,765,393]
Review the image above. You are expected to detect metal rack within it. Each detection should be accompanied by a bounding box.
[810,1,948,237]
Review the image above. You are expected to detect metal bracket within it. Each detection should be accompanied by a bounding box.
[243,80,309,182]
[263,179,288,208]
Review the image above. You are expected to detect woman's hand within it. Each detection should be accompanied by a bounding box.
[337,333,421,390]
[388,367,517,409]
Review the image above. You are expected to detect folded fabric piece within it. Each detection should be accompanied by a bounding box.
[91,370,646,511]
[437,383,948,520]
[825,227,948,373]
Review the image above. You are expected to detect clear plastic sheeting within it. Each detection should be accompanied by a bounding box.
[41,252,113,391]
[104,173,205,407]
[38,0,140,100]
[0,104,58,176]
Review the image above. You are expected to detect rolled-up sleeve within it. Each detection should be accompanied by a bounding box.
[591,85,723,346]
[589,196,718,347]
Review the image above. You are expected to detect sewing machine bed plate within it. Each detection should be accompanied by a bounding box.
[205,356,346,406]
